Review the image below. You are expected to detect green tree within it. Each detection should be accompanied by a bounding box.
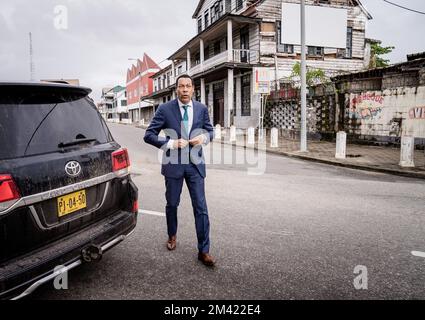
[370,42,395,68]
[290,62,327,87]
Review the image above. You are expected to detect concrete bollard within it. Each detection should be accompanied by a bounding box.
[335,131,347,159]
[258,128,265,143]
[399,135,415,167]
[214,124,221,140]
[229,125,236,142]
[270,128,278,148]
[247,127,255,145]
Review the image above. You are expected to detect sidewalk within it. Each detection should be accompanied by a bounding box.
[132,122,425,179]
[217,131,425,180]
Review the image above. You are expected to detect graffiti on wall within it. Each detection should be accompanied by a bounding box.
[349,94,383,120]
[409,107,425,119]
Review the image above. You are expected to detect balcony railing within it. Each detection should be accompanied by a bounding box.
[232,49,259,64]
[151,49,259,93]
[204,51,228,70]
[190,64,202,76]
[189,49,258,76]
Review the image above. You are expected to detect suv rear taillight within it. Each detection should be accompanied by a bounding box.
[132,200,139,214]
[112,148,130,176]
[0,174,20,204]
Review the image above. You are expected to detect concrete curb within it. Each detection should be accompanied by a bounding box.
[216,140,425,180]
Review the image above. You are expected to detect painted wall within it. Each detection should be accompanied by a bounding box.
[346,87,425,139]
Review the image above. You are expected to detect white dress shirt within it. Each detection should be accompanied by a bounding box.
[167,99,207,150]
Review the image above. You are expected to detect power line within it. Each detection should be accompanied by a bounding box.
[383,0,425,15]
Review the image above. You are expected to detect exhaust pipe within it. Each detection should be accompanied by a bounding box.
[81,245,103,263]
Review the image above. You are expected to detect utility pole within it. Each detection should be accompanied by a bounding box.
[300,0,307,152]
[29,32,35,81]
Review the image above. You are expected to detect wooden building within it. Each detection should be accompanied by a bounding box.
[149,0,372,128]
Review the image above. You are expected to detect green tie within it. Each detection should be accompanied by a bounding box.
[182,105,189,134]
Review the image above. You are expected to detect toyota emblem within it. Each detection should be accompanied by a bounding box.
[65,161,82,177]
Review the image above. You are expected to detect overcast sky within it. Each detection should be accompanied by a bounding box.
[0,0,424,101]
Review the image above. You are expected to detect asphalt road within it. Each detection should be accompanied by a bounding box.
[34,122,425,300]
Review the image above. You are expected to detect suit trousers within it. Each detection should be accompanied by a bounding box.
[165,163,210,254]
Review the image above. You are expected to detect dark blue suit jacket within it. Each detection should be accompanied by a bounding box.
[143,99,214,179]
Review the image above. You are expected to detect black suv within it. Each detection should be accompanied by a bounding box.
[0,82,138,299]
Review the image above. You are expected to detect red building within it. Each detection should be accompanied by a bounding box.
[126,53,160,122]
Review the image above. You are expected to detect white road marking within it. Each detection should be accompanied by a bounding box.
[139,209,165,217]
[411,251,425,258]
[234,223,294,236]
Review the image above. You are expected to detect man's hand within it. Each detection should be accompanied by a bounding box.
[173,139,189,149]
[189,135,206,146]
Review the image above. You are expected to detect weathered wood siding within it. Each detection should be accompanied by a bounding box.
[195,0,250,30]
[253,0,369,76]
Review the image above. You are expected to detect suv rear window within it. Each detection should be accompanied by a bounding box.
[0,98,112,160]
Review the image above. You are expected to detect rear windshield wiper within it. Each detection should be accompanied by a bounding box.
[58,138,98,148]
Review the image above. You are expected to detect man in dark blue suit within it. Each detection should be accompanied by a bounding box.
[144,74,215,267]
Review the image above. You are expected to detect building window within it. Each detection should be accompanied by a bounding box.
[195,87,201,102]
[233,77,237,116]
[236,0,243,11]
[198,17,202,33]
[346,27,353,58]
[211,0,224,24]
[121,100,127,106]
[195,52,201,65]
[276,21,294,54]
[204,10,209,28]
[241,74,251,116]
[308,46,324,57]
[240,27,250,62]
[338,27,353,59]
[205,45,210,60]
[214,41,221,55]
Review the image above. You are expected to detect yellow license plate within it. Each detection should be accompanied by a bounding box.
[57,190,87,217]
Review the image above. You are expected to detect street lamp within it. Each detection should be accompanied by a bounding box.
[128,58,142,124]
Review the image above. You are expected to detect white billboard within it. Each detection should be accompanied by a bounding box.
[281,3,348,48]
